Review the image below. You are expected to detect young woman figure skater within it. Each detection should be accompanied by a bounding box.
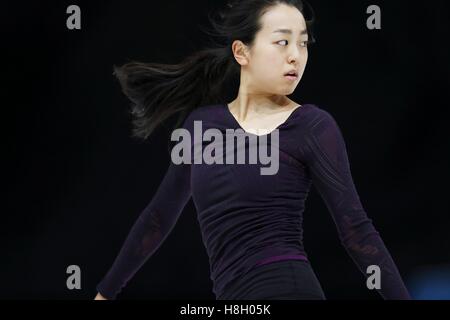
[95,0,411,300]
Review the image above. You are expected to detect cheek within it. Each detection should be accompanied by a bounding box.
[262,46,282,62]
[254,50,283,76]
[252,43,278,62]
[302,50,308,63]
[267,51,283,65]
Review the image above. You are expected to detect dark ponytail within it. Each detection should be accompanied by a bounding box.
[113,46,235,137]
[113,0,316,151]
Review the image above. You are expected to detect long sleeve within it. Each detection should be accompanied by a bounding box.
[96,118,194,300]
[299,109,411,299]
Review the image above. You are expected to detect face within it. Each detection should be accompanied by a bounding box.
[237,4,309,95]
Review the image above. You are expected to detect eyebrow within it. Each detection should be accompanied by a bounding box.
[272,28,308,36]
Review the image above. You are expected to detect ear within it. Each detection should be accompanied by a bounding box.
[231,40,250,66]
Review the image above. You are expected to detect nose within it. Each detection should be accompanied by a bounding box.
[288,46,305,65]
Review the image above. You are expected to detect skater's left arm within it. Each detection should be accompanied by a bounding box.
[299,108,411,300]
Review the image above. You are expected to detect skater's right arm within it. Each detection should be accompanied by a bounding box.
[94,293,107,300]
[95,111,195,300]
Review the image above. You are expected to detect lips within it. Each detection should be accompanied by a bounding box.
[284,69,298,81]
[284,70,298,77]
[284,70,298,81]
[285,75,298,81]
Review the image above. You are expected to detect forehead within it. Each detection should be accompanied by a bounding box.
[259,4,307,35]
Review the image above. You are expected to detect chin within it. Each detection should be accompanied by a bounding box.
[282,86,297,95]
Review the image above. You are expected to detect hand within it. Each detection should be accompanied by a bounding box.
[94,292,108,300]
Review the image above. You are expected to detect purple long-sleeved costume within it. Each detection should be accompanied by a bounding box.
[96,103,411,299]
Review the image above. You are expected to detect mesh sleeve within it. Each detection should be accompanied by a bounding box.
[299,109,411,299]
[96,115,193,300]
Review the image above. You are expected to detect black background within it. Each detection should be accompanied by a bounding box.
[2,0,450,299]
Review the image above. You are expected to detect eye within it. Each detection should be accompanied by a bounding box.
[276,39,310,47]
[300,40,310,47]
[277,40,289,46]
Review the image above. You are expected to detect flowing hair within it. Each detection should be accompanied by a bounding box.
[113,0,316,152]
